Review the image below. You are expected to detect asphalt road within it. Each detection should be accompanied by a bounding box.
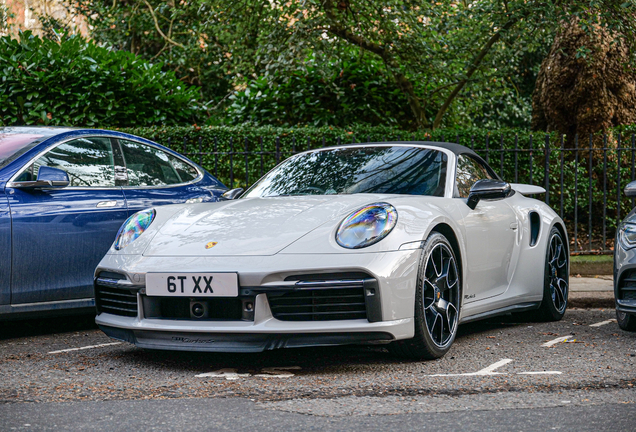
[1,308,635,431]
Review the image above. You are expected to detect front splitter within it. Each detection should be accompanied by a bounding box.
[99,324,394,353]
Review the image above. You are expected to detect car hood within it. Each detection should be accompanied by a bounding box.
[142,195,393,257]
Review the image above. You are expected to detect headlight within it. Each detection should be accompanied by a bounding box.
[336,203,398,249]
[619,222,636,250]
[114,209,156,250]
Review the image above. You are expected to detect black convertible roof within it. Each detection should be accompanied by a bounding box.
[338,141,481,158]
[379,141,479,157]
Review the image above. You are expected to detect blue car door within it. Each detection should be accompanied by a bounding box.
[7,136,128,304]
[117,138,212,215]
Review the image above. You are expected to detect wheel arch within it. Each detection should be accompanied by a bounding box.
[551,221,569,257]
[430,223,464,290]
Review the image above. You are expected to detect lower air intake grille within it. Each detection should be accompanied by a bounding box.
[267,280,368,321]
[619,270,636,301]
[95,279,138,317]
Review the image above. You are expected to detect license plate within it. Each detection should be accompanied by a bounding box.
[145,272,238,297]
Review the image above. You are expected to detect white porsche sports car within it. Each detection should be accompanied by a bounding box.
[94,142,569,359]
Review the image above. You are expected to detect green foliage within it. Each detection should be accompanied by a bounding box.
[76,0,238,104]
[0,32,202,127]
[225,53,413,128]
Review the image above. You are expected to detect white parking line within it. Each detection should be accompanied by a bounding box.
[589,319,617,327]
[195,368,250,380]
[424,359,562,377]
[48,342,121,354]
[426,359,512,377]
[196,366,302,380]
[542,336,572,347]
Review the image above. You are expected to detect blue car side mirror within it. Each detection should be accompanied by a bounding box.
[10,166,70,189]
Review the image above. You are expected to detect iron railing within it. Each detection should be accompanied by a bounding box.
[161,133,636,255]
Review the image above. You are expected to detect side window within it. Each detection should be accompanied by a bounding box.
[19,137,115,187]
[120,140,198,186]
[455,155,494,198]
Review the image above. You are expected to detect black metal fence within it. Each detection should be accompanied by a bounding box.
[161,132,636,255]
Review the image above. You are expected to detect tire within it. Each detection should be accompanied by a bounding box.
[617,310,636,332]
[537,226,569,321]
[390,232,461,360]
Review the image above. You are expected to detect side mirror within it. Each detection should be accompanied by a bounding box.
[9,166,70,189]
[221,188,244,200]
[467,179,511,210]
[625,181,636,198]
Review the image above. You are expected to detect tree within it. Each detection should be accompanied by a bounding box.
[73,1,636,130]
[532,14,636,142]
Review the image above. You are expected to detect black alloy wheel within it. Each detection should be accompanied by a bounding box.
[616,310,636,332]
[537,227,569,321]
[390,232,461,359]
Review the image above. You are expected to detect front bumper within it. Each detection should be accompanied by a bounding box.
[94,250,420,352]
[613,243,636,314]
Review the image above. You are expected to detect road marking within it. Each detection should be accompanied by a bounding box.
[254,366,302,378]
[426,359,512,377]
[48,342,121,354]
[542,336,572,347]
[195,368,250,380]
[424,359,562,377]
[589,319,617,327]
[196,366,302,380]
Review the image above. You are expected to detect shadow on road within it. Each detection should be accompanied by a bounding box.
[108,316,536,374]
[0,314,98,340]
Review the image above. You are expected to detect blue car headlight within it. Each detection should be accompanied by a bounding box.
[619,222,636,250]
[336,203,398,249]
[114,209,156,250]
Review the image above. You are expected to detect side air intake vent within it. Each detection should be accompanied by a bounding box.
[529,211,540,247]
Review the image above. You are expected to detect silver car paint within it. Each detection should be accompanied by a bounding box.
[95,143,567,347]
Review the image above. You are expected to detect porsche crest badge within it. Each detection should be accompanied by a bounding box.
[205,241,218,249]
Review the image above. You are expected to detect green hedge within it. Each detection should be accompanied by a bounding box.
[0,32,203,127]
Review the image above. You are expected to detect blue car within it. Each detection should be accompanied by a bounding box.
[0,127,227,320]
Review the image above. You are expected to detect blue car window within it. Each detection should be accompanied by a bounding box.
[20,137,116,187]
[169,155,198,183]
[120,140,196,186]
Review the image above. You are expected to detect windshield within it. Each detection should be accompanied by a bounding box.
[0,133,47,169]
[244,146,448,198]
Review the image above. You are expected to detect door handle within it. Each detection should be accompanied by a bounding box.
[510,222,518,230]
[96,200,118,208]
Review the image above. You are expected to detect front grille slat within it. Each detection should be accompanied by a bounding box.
[267,279,369,322]
[619,270,636,301]
[95,276,138,317]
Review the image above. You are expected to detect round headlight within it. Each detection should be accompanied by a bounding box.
[336,203,398,249]
[114,208,156,250]
[619,222,636,250]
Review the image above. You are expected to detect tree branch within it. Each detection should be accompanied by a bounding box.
[432,18,518,129]
[141,0,185,49]
[321,0,428,128]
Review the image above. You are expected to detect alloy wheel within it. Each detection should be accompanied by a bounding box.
[422,243,460,349]
[547,232,568,314]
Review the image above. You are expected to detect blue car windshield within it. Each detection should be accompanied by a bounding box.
[0,133,47,169]
[244,146,448,198]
